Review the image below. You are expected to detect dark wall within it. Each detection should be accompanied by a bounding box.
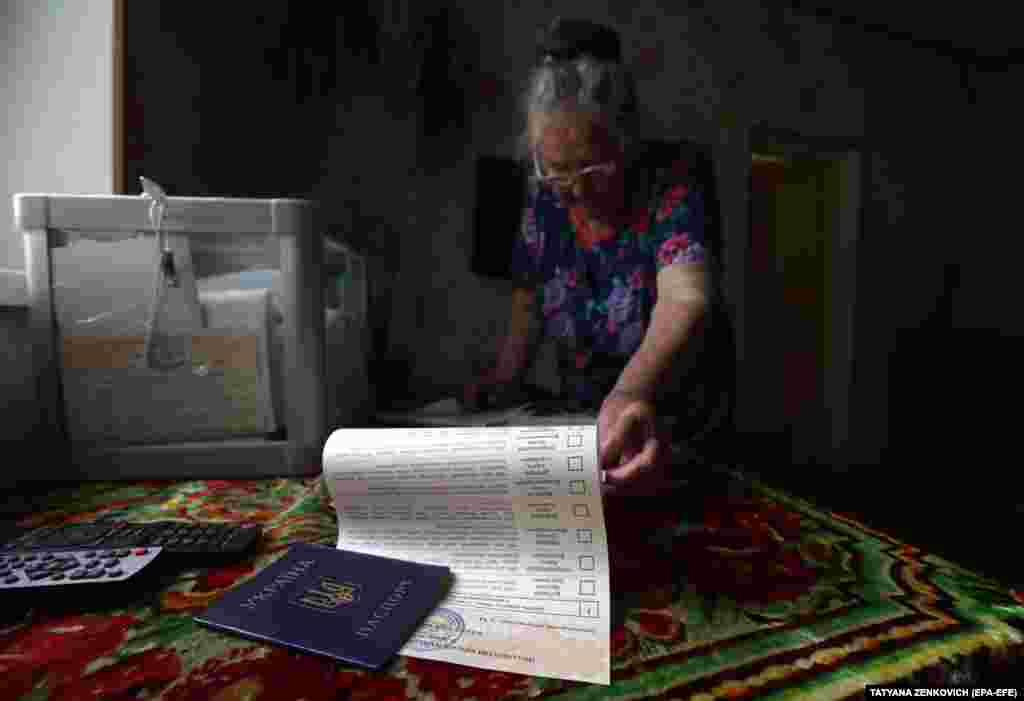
[883,61,1022,490]
[124,3,366,198]
[839,56,1022,586]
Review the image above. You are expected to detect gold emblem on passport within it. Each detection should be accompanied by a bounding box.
[293,576,362,612]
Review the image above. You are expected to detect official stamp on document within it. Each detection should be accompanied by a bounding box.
[409,608,466,651]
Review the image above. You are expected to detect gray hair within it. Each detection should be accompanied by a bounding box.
[519,55,637,161]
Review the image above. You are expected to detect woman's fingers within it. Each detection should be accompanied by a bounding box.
[600,402,653,469]
[461,382,481,410]
[599,398,670,495]
[599,414,629,469]
[603,433,660,487]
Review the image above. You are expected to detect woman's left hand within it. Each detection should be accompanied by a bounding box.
[598,390,672,495]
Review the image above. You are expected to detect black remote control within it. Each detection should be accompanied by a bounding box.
[0,546,173,623]
[0,547,163,590]
[0,520,261,562]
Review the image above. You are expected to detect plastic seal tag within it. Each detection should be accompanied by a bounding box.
[139,176,194,371]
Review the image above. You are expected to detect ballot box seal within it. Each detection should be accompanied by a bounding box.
[408,608,465,651]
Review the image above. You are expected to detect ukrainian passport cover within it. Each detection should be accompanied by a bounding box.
[194,543,452,669]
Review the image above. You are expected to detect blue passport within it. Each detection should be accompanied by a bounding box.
[194,543,452,670]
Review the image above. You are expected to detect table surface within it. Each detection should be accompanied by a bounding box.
[1,475,1021,700]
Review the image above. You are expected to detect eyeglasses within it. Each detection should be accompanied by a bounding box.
[533,151,616,190]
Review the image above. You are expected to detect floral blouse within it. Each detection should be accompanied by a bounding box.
[510,154,708,405]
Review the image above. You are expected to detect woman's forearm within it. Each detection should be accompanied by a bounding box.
[613,298,705,400]
[492,288,538,382]
[614,264,708,399]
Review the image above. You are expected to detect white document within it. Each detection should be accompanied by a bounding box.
[373,398,600,428]
[322,426,610,685]
[372,398,537,427]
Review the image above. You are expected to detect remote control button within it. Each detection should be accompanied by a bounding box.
[106,569,123,577]
[50,572,65,581]
[0,568,9,577]
[41,553,54,561]
[103,559,119,567]
[116,549,131,557]
[84,552,97,559]
[133,548,148,555]
[28,571,50,581]
[69,571,86,580]
[4,575,17,584]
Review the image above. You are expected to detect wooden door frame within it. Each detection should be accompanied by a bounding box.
[113,0,127,195]
[746,125,867,470]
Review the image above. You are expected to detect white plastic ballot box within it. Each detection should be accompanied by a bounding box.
[14,192,369,480]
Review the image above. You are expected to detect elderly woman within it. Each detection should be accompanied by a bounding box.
[466,19,720,495]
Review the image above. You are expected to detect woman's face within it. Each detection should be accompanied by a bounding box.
[535,110,625,221]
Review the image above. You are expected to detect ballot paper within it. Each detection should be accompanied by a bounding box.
[322,426,611,685]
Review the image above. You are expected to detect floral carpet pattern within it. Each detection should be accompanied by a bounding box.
[1,477,1021,700]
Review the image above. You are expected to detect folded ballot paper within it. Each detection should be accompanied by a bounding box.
[321,425,612,685]
[60,238,277,446]
[62,330,273,446]
[195,543,452,670]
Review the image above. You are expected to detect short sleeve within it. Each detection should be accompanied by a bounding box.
[508,186,544,288]
[650,177,707,272]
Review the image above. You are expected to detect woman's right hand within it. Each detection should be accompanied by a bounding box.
[465,288,537,410]
[461,376,492,411]
[462,369,511,411]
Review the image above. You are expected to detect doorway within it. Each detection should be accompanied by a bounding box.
[747,135,862,469]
